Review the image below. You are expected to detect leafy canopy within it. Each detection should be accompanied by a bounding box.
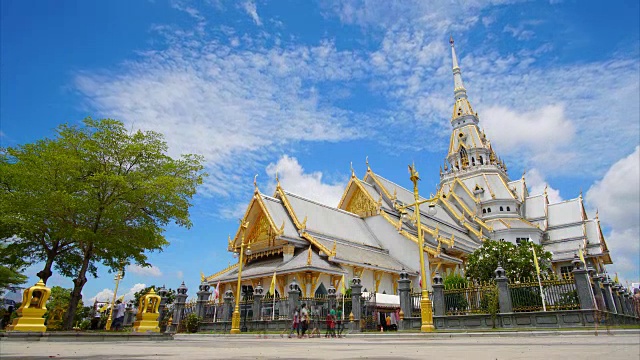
[465,240,552,282]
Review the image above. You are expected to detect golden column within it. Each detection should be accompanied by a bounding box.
[396,164,438,332]
[230,220,251,334]
[105,268,124,331]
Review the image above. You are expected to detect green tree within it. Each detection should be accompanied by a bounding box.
[1,118,205,330]
[465,240,552,282]
[44,286,85,330]
[0,244,27,294]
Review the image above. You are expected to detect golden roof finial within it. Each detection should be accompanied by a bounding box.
[521,169,526,180]
[200,271,205,283]
[543,184,548,196]
[306,246,312,265]
[300,215,307,231]
[579,188,583,199]
[366,156,370,172]
[275,171,280,187]
[228,234,232,247]
[392,188,397,201]
[449,35,454,47]
[595,208,599,220]
[350,161,355,178]
[253,174,259,192]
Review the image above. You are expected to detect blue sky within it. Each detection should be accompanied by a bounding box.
[2,0,639,301]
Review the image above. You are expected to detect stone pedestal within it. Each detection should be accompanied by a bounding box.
[167,282,188,333]
[431,272,445,316]
[571,256,595,310]
[327,285,337,311]
[350,277,362,332]
[397,270,411,323]
[612,285,623,315]
[288,280,300,319]
[495,265,513,313]
[196,283,212,319]
[591,275,605,311]
[252,285,264,320]
[602,278,617,314]
[223,290,234,321]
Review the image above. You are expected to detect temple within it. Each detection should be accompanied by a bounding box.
[207,38,612,297]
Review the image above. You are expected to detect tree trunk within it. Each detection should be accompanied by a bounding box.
[36,254,56,284]
[62,245,92,330]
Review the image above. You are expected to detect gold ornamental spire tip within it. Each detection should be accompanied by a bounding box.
[253,174,259,192]
[350,161,355,177]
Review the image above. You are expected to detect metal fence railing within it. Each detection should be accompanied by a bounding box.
[443,281,496,315]
[509,276,579,312]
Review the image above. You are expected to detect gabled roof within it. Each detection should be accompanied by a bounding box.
[284,190,385,249]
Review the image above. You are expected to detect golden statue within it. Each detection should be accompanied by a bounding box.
[6,280,52,332]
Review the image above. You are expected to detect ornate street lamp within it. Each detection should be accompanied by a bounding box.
[394,164,438,332]
[230,220,251,334]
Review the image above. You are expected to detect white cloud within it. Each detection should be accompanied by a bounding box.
[123,283,147,301]
[176,271,184,280]
[482,104,575,168]
[76,31,366,200]
[266,155,346,207]
[525,168,563,204]
[241,0,262,26]
[127,264,163,278]
[89,288,114,303]
[586,147,640,282]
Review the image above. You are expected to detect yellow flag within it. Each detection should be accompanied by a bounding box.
[117,295,125,302]
[614,273,619,284]
[578,248,587,267]
[531,242,541,276]
[269,271,276,295]
[340,275,346,294]
[99,303,109,312]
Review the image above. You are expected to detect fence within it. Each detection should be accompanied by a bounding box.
[509,276,579,312]
[409,291,434,317]
[443,281,496,315]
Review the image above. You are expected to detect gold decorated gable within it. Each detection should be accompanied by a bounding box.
[345,185,377,217]
[231,194,284,253]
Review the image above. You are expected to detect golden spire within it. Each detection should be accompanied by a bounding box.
[366,156,370,172]
[306,246,313,265]
[300,215,307,231]
[275,171,280,188]
[200,271,205,283]
[595,208,599,220]
[350,161,355,178]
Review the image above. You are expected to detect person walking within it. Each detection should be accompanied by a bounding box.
[300,303,309,338]
[112,300,126,331]
[282,306,299,338]
[309,307,321,338]
[336,306,343,337]
[326,305,336,338]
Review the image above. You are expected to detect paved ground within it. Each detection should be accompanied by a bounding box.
[2,333,639,359]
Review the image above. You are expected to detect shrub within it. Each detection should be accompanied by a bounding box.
[183,313,200,333]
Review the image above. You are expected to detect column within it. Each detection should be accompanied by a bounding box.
[612,284,623,315]
[602,277,617,314]
[223,290,234,321]
[157,286,169,331]
[327,285,337,311]
[253,284,264,321]
[591,274,604,311]
[571,255,595,310]
[495,264,513,313]
[167,282,188,333]
[196,283,212,319]
[287,280,300,319]
[350,277,362,332]
[431,272,445,316]
[397,269,411,320]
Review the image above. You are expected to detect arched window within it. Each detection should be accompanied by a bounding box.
[482,209,486,214]
[506,206,511,211]
[459,147,469,169]
[487,208,492,213]
[479,156,484,165]
[500,206,504,211]
[471,157,476,166]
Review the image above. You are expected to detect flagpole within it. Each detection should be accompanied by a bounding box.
[530,239,547,311]
[272,293,276,321]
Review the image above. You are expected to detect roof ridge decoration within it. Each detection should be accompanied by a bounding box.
[205,263,239,282]
[337,176,379,217]
[307,246,313,266]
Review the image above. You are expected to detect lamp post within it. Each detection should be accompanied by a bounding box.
[230,220,251,334]
[105,268,124,331]
[395,164,438,333]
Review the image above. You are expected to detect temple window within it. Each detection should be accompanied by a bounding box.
[506,206,511,211]
[487,208,492,213]
[499,206,504,211]
[482,209,486,214]
[479,156,484,165]
[471,157,476,166]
